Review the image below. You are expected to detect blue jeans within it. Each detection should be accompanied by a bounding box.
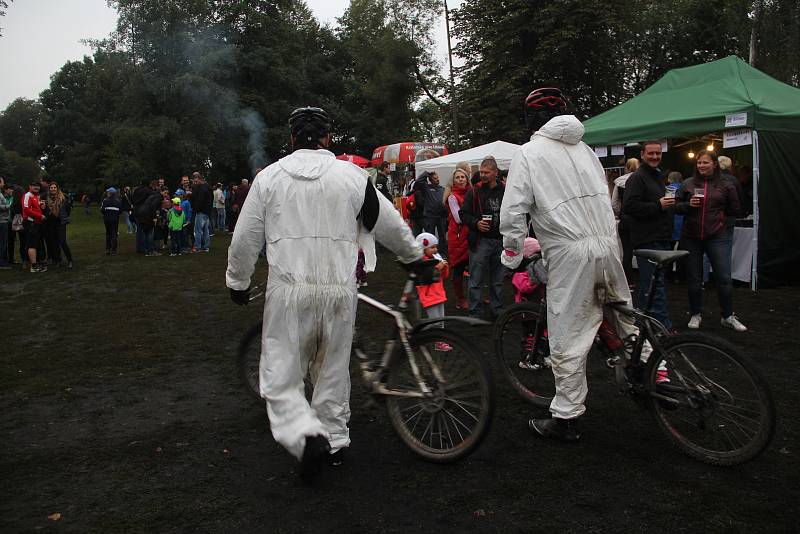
[137,226,154,254]
[468,237,505,317]
[216,208,226,232]
[682,234,734,318]
[194,213,210,250]
[636,240,673,329]
[122,211,136,233]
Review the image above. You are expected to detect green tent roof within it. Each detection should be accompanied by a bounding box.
[583,56,800,145]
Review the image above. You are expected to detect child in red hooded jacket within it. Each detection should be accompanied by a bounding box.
[415,232,451,351]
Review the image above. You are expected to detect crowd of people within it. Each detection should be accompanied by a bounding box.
[390,142,751,335]
[0,171,260,267]
[0,176,74,272]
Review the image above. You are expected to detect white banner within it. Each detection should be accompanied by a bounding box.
[594,146,608,158]
[723,128,753,148]
[725,112,748,128]
[611,145,625,156]
[660,140,669,153]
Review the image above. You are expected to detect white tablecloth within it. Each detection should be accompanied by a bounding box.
[732,227,754,283]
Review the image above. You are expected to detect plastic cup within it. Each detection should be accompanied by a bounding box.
[694,188,705,198]
[665,189,676,199]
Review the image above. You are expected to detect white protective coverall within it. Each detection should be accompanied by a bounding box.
[499,115,635,419]
[226,149,421,459]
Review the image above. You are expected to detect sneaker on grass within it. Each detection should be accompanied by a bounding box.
[687,314,702,329]
[721,314,747,332]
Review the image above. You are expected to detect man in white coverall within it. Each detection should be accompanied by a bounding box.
[499,88,636,442]
[226,107,422,481]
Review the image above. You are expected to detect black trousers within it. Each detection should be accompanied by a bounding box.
[104,221,119,252]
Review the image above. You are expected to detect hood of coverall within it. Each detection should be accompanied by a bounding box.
[278,149,336,181]
[534,115,584,145]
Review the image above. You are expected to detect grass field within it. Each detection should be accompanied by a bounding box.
[2,215,799,532]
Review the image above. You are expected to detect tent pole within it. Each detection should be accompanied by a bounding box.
[751,130,760,291]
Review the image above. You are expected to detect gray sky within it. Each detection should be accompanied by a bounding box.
[0,0,460,111]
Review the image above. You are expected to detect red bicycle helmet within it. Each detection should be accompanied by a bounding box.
[525,87,569,112]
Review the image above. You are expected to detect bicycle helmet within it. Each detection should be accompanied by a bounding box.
[524,87,570,132]
[288,106,331,149]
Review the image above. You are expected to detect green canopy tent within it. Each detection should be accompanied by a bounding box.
[583,55,800,287]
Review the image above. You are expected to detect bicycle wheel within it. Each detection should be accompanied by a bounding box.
[237,321,263,401]
[385,329,494,463]
[494,302,554,407]
[645,333,776,466]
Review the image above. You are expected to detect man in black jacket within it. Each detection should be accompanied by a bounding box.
[132,179,162,256]
[622,141,675,329]
[375,162,392,201]
[420,172,448,257]
[459,156,506,318]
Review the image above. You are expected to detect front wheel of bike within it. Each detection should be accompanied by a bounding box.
[494,302,554,408]
[385,329,494,463]
[645,333,776,466]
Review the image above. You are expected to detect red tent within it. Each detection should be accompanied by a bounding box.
[370,142,448,167]
[336,153,370,168]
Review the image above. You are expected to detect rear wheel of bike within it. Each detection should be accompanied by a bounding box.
[494,302,554,408]
[646,333,776,466]
[237,321,264,402]
[385,329,494,463]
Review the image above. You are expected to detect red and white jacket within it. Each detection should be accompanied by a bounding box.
[22,192,44,223]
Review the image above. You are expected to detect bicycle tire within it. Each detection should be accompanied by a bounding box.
[645,332,776,466]
[494,302,554,408]
[385,329,494,463]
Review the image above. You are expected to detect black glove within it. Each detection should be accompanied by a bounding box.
[401,259,441,286]
[230,287,250,306]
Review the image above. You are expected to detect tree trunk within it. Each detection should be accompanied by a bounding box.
[749,0,763,66]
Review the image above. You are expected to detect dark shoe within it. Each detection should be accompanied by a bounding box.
[299,435,331,484]
[528,417,581,442]
[329,449,345,467]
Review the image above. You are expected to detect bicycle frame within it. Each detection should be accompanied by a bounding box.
[356,277,489,398]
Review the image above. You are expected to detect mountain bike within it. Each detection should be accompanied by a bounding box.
[237,261,495,463]
[495,249,776,466]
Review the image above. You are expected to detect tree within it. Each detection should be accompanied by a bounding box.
[0,147,42,184]
[0,98,44,158]
[0,0,12,37]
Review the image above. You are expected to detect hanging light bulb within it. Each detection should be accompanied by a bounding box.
[688,151,695,159]
[707,144,715,151]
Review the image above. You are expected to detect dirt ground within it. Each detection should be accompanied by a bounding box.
[2,217,798,533]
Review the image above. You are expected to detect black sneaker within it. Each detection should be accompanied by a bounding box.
[299,435,331,484]
[528,417,581,442]
[329,449,345,467]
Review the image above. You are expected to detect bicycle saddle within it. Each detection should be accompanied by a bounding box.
[633,249,689,266]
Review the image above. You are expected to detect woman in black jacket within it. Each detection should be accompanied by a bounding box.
[675,150,745,332]
[45,182,73,268]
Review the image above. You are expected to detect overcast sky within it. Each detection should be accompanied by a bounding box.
[0,0,460,111]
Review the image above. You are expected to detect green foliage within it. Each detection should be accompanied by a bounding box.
[0,98,43,158]
[451,0,792,146]
[0,146,42,184]
[3,0,799,188]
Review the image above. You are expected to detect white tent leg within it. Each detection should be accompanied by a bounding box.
[751,130,760,291]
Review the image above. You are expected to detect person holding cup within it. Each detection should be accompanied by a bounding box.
[675,150,745,332]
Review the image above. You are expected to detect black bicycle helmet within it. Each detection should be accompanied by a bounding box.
[288,106,331,148]
[524,87,570,132]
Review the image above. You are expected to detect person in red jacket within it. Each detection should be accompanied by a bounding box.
[22,181,46,272]
[415,232,451,351]
[444,165,472,310]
